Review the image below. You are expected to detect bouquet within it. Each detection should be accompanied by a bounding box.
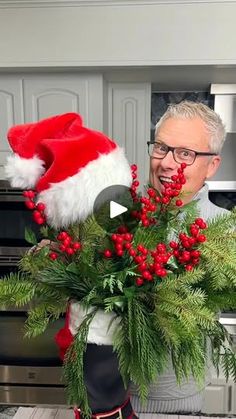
[1,113,236,418]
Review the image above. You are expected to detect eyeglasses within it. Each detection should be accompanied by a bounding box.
[147,141,217,166]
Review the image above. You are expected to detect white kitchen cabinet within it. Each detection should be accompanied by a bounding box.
[22,74,104,131]
[203,364,236,414]
[0,76,24,179]
[203,380,236,414]
[203,381,229,414]
[108,82,151,191]
[0,73,104,179]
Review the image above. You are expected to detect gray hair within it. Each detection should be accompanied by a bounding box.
[155,100,226,154]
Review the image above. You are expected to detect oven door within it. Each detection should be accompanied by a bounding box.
[0,252,66,405]
[0,311,66,405]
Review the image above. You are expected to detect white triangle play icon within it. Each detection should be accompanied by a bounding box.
[110,201,128,219]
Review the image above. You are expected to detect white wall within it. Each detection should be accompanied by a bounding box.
[0,1,236,68]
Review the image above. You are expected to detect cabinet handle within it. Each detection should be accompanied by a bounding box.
[228,385,232,412]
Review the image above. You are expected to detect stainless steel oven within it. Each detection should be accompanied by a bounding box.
[0,180,66,405]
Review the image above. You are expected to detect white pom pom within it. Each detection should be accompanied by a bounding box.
[4,154,45,189]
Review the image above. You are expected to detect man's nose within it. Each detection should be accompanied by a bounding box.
[160,150,178,169]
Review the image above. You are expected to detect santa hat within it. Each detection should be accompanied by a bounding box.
[5,113,132,228]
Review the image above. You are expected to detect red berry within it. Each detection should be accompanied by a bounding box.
[116,249,124,257]
[169,241,179,249]
[23,191,30,198]
[188,237,196,246]
[142,270,151,280]
[25,200,35,210]
[190,227,199,237]
[35,217,45,225]
[129,249,136,257]
[147,188,156,198]
[60,232,69,240]
[33,210,41,219]
[49,252,58,260]
[182,240,191,249]
[131,164,137,171]
[27,190,36,199]
[162,197,170,205]
[156,268,167,277]
[135,255,143,264]
[195,218,204,227]
[137,244,144,252]
[197,234,206,243]
[124,233,132,241]
[115,243,123,251]
[59,245,66,252]
[185,264,193,271]
[139,262,148,271]
[181,163,187,169]
[36,202,46,212]
[63,238,71,247]
[175,199,183,207]
[156,243,166,254]
[136,277,144,286]
[65,247,74,255]
[173,250,180,257]
[117,226,128,234]
[104,249,112,258]
[182,251,191,262]
[191,250,201,258]
[73,242,81,250]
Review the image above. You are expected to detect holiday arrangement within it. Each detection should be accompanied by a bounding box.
[1,113,236,418]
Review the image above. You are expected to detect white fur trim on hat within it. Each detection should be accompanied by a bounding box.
[38,147,132,228]
[69,301,120,345]
[5,154,45,189]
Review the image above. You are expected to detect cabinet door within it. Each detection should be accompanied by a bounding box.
[23,73,104,131]
[108,83,151,190]
[0,77,24,179]
[203,384,228,414]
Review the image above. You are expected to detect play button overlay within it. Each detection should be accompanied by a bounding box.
[93,185,134,232]
[110,201,127,219]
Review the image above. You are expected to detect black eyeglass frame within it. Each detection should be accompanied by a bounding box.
[147,141,218,166]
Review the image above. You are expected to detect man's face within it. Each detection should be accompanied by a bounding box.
[149,116,221,204]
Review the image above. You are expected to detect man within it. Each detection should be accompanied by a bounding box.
[130,100,229,413]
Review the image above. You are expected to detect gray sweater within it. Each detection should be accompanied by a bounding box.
[130,184,229,413]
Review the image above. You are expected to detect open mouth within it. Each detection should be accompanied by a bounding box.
[159,176,174,185]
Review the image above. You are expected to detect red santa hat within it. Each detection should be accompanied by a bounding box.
[5,113,132,228]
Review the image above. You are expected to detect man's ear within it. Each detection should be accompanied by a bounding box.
[206,155,221,179]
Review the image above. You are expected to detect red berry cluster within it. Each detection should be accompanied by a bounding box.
[169,217,207,271]
[103,225,133,258]
[102,164,208,286]
[23,190,46,225]
[129,163,187,228]
[103,224,172,286]
[130,164,140,203]
[49,231,82,260]
[134,242,172,286]
[158,163,187,206]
